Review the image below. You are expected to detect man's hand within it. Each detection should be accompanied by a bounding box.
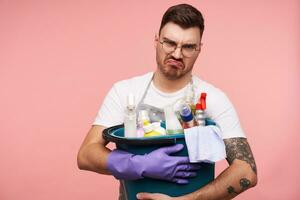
[107,144,201,184]
[137,193,173,200]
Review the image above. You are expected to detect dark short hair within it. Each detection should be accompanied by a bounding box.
[159,4,205,37]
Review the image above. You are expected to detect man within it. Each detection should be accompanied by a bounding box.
[77,4,257,200]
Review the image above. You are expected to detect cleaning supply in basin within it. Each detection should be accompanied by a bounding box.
[142,122,157,137]
[179,103,196,129]
[185,84,196,114]
[143,123,153,134]
[136,123,145,138]
[173,99,184,124]
[124,94,137,138]
[138,110,151,125]
[137,110,150,137]
[195,93,207,126]
[152,122,166,135]
[144,122,166,137]
[164,105,183,135]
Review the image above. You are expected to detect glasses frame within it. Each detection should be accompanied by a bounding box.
[159,39,201,58]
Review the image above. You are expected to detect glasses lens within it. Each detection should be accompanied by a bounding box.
[162,42,176,53]
[182,45,197,57]
[182,48,194,57]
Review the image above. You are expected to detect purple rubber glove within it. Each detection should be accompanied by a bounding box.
[107,144,201,184]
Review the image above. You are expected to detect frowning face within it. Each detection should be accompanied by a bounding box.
[155,22,202,80]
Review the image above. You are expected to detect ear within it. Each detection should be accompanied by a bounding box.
[154,34,159,48]
[198,42,203,53]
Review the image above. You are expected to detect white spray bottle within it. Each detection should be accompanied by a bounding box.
[124,94,137,138]
[195,93,207,126]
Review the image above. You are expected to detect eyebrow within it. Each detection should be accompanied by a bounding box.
[162,37,197,46]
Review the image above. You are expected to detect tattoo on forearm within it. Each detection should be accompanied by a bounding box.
[224,138,257,174]
[240,178,251,190]
[227,186,238,195]
[227,178,252,195]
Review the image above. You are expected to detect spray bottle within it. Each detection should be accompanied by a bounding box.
[124,94,137,138]
[195,93,207,126]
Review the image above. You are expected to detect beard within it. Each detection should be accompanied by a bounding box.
[157,56,193,80]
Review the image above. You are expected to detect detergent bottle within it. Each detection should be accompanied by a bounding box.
[179,103,196,129]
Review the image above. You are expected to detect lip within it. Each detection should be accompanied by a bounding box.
[165,59,184,69]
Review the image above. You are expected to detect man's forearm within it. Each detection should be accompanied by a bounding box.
[78,125,112,175]
[178,138,257,200]
[178,160,257,200]
[77,143,112,174]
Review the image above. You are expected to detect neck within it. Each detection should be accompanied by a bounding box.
[153,70,192,93]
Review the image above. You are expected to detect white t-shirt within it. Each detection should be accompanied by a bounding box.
[93,72,246,139]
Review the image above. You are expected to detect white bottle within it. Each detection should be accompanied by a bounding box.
[185,84,195,113]
[194,105,206,126]
[195,93,207,126]
[164,105,183,135]
[124,94,137,138]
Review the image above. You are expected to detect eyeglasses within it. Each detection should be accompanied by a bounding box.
[159,38,201,58]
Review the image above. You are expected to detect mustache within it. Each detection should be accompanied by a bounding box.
[164,56,183,63]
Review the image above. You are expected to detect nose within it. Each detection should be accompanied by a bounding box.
[171,46,183,59]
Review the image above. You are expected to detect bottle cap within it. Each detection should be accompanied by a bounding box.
[127,94,135,109]
[196,93,207,110]
[200,93,207,110]
[180,104,193,122]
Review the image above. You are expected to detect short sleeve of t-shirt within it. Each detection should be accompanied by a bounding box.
[93,84,124,127]
[204,88,246,139]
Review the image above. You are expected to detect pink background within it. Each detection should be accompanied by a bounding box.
[0,1,299,199]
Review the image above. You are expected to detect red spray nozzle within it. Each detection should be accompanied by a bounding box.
[200,93,207,110]
[195,103,202,110]
[196,93,207,110]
